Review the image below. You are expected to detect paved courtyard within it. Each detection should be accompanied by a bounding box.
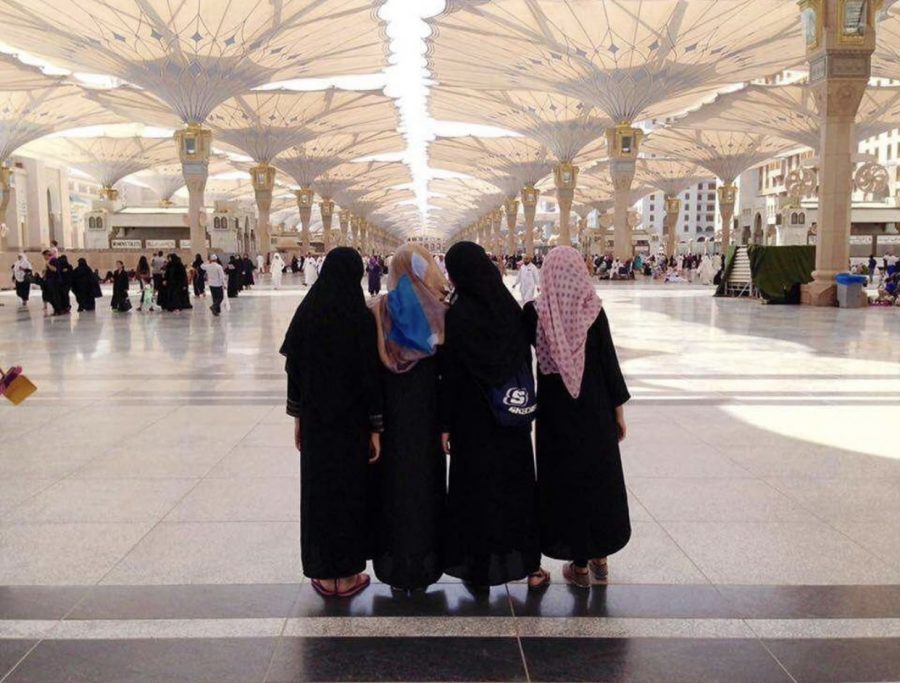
[0,276,898,682]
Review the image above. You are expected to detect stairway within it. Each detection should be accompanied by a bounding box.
[725,247,755,297]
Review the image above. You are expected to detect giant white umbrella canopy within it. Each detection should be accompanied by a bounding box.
[642,128,799,252]
[0,70,122,221]
[430,88,609,245]
[427,0,805,123]
[0,0,391,252]
[427,0,806,257]
[673,83,900,154]
[607,158,708,258]
[429,135,556,255]
[22,135,180,196]
[275,130,406,252]
[128,158,233,205]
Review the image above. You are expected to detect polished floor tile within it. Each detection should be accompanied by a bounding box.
[264,637,527,682]
[763,638,900,683]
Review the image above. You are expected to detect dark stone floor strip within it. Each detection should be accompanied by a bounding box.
[264,637,527,682]
[1,638,279,683]
[763,638,900,683]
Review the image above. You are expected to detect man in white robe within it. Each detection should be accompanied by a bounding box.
[256,253,265,275]
[270,252,284,289]
[515,255,540,304]
[303,253,318,287]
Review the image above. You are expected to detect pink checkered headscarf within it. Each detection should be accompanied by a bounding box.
[535,246,603,399]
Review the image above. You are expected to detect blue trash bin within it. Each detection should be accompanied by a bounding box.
[835,273,868,308]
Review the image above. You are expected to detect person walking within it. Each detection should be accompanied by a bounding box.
[514,255,540,304]
[270,252,285,289]
[192,254,207,298]
[150,251,166,293]
[369,244,449,591]
[110,261,131,312]
[523,246,631,587]
[135,255,154,312]
[12,254,32,307]
[439,241,544,589]
[71,257,100,312]
[201,254,227,316]
[366,256,383,296]
[303,252,319,288]
[281,247,383,598]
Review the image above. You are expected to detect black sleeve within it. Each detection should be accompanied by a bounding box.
[437,344,461,434]
[522,301,538,347]
[359,314,384,432]
[285,357,303,418]
[596,310,630,408]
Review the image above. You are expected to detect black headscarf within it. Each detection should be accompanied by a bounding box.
[444,241,528,386]
[280,247,377,422]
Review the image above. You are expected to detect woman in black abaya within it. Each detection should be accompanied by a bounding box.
[369,244,449,591]
[163,254,192,312]
[110,261,131,312]
[226,256,242,298]
[439,241,544,588]
[71,257,99,312]
[281,247,383,598]
[524,246,631,587]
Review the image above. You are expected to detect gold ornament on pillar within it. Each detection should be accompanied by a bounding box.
[175,123,212,252]
[800,0,879,306]
[99,187,119,202]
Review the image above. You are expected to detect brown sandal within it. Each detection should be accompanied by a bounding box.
[528,568,551,591]
[589,558,609,583]
[562,562,591,589]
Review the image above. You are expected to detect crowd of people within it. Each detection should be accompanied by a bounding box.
[281,242,631,596]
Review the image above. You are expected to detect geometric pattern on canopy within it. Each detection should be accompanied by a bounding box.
[22,135,180,188]
[674,84,900,153]
[0,84,123,163]
[89,86,401,164]
[314,160,411,201]
[430,88,609,162]
[642,128,799,184]
[427,0,805,123]
[630,158,710,197]
[274,130,406,187]
[0,0,389,124]
[429,135,554,193]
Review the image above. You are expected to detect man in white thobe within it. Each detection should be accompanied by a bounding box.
[303,253,318,287]
[515,256,540,304]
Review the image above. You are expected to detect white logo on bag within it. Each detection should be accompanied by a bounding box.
[504,388,528,407]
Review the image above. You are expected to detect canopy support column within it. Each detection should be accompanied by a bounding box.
[339,209,350,247]
[717,183,737,256]
[296,188,314,255]
[504,197,519,256]
[553,162,577,246]
[251,163,276,258]
[521,185,539,258]
[175,124,212,254]
[320,199,335,252]
[607,125,642,261]
[665,196,681,259]
[801,0,876,306]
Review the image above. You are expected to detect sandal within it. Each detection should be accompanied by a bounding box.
[589,558,609,583]
[562,562,591,589]
[527,568,551,591]
[311,579,338,598]
[336,573,371,598]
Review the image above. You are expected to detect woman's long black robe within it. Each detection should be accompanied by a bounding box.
[110,270,130,311]
[372,356,445,589]
[71,265,97,311]
[285,314,382,580]
[163,262,192,311]
[523,303,632,563]
[438,340,541,586]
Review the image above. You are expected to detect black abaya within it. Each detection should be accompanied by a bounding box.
[524,303,631,563]
[163,259,192,311]
[71,262,97,312]
[111,270,130,311]
[439,241,540,586]
[281,247,383,580]
[373,357,445,589]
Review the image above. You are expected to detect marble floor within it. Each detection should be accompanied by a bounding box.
[0,275,898,682]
